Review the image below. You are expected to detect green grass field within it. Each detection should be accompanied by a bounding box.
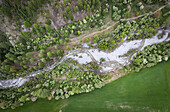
[1,60,170,112]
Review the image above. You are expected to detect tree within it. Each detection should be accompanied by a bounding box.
[0,7,12,18]
[87,4,90,12]
[5,65,10,72]
[66,46,70,51]
[18,38,26,45]
[26,6,33,16]
[41,58,46,63]
[21,32,31,39]
[66,6,71,13]
[64,42,67,46]
[80,39,83,43]
[24,21,31,28]
[40,27,46,33]
[38,53,45,58]
[40,49,46,54]
[140,5,144,10]
[47,52,53,57]
[65,38,69,42]
[93,0,96,5]
[45,24,52,32]
[74,6,79,12]
[59,39,63,44]
[77,31,81,35]
[0,42,10,50]
[54,46,58,50]
[5,53,16,61]
[26,52,32,57]
[38,61,44,68]
[33,24,39,30]
[14,60,20,64]
[68,11,74,20]
[30,58,36,63]
[78,0,83,9]
[62,11,67,19]
[0,34,6,41]
[45,19,51,25]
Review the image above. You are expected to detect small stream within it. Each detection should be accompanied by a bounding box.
[0,29,169,89]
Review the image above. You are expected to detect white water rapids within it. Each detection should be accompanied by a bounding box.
[0,29,169,89]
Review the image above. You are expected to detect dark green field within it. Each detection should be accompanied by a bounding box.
[2,60,170,112]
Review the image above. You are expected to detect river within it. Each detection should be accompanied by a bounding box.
[0,29,169,89]
[1,59,170,112]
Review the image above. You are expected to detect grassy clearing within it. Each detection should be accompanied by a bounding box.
[2,60,170,112]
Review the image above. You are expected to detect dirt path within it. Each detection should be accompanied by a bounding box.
[120,5,165,21]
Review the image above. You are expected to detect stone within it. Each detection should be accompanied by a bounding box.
[31,97,38,102]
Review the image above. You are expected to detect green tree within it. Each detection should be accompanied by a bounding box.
[45,24,52,32]
[21,32,31,39]
[18,38,26,45]
[45,19,51,25]
[87,4,90,12]
[33,24,39,30]
[62,11,67,19]
[40,49,46,54]
[24,21,31,28]
[68,11,74,20]
[41,58,46,63]
[66,6,71,13]
[38,53,45,58]
[80,39,83,43]
[47,52,53,57]
[0,34,6,41]
[0,7,12,18]
[78,0,83,9]
[38,61,44,68]
[64,42,67,46]
[74,6,79,12]
[26,52,32,57]
[66,46,70,51]
[54,46,58,50]
[30,58,36,63]
[0,42,12,50]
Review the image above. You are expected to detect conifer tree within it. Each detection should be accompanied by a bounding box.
[78,0,83,9]
[24,21,31,28]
